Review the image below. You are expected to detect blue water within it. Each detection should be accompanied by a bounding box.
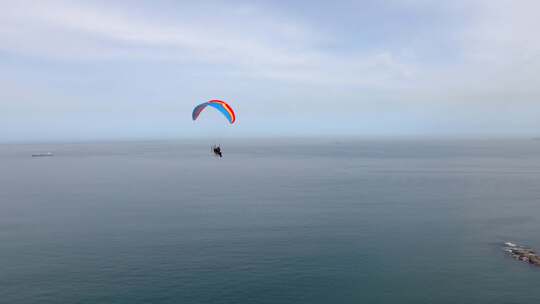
[2,139,540,303]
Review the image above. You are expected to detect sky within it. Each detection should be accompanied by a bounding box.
[1,0,540,142]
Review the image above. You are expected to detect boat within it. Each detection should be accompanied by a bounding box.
[32,152,54,157]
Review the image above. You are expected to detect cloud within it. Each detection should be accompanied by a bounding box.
[0,0,414,87]
[1,0,539,140]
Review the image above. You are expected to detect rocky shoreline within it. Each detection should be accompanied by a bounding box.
[504,242,540,266]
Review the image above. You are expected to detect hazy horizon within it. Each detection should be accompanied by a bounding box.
[3,134,540,146]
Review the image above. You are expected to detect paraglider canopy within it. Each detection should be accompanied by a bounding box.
[192,99,236,124]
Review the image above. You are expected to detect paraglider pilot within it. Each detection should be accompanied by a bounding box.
[212,145,223,158]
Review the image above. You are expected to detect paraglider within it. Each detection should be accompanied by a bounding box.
[192,99,236,157]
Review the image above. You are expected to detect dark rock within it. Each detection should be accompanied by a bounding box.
[504,243,540,267]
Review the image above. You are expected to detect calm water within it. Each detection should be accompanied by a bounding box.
[2,139,540,303]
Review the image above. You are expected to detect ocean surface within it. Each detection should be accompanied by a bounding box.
[2,139,540,303]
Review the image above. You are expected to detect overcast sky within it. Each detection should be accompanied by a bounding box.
[1,0,540,141]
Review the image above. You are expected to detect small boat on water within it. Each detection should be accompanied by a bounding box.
[32,152,53,157]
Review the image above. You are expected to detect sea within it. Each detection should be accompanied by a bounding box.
[2,138,540,303]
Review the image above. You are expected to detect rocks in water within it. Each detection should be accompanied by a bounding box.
[504,242,540,266]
